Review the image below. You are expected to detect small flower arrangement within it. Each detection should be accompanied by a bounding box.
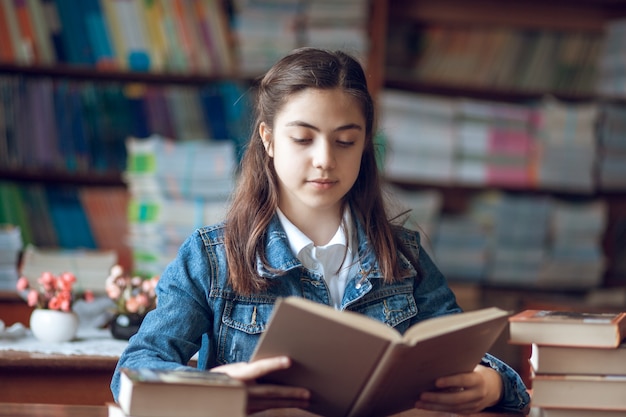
[16,272,94,312]
[105,265,159,316]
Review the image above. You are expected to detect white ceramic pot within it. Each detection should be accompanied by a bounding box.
[29,309,79,343]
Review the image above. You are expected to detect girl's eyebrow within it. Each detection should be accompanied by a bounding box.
[285,120,363,132]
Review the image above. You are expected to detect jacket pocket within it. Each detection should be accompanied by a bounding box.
[217,299,275,364]
[349,288,417,332]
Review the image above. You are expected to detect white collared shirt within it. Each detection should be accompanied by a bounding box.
[277,208,354,309]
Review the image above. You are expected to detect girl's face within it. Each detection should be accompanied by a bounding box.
[260,88,366,223]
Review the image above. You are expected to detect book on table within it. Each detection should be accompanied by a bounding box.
[508,309,626,348]
[530,341,626,375]
[536,407,626,417]
[251,296,510,417]
[117,368,246,417]
[531,373,626,411]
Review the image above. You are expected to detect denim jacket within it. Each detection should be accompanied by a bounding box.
[111,215,530,413]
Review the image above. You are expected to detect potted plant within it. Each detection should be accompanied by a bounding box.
[16,272,94,343]
[105,265,159,340]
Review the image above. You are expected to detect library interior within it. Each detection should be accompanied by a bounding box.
[1,1,626,416]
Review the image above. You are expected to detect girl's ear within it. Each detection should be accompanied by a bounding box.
[259,122,273,157]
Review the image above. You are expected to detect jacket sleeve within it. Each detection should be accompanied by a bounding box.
[110,230,213,402]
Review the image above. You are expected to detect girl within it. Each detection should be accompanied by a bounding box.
[111,48,530,415]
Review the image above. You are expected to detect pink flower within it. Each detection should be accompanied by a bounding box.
[38,272,55,290]
[106,284,122,300]
[27,289,39,307]
[106,265,159,315]
[48,296,60,310]
[125,297,140,313]
[16,271,93,311]
[16,276,30,291]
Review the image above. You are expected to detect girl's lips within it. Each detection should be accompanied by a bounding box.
[309,179,337,189]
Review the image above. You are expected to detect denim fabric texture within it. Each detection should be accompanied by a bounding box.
[110,214,530,412]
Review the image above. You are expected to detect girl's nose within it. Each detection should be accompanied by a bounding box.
[312,140,336,169]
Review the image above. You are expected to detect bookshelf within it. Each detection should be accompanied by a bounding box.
[0,0,248,275]
[0,0,378,278]
[2,0,625,293]
[378,0,626,297]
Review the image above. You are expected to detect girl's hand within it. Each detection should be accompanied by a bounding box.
[211,356,311,414]
[414,365,503,414]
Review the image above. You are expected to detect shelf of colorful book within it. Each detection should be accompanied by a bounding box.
[384,0,626,99]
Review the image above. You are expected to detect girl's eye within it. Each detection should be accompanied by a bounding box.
[291,137,312,144]
[337,140,355,147]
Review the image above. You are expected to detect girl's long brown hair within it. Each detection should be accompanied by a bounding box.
[225,47,417,294]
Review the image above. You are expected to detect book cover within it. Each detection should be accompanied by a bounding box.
[81,0,116,68]
[118,368,246,417]
[13,0,38,63]
[1,0,28,63]
[40,0,66,62]
[54,0,95,65]
[100,0,126,69]
[0,0,16,61]
[157,0,188,71]
[530,342,626,375]
[26,0,56,64]
[177,0,211,72]
[532,374,626,410]
[537,408,626,417]
[19,184,58,248]
[20,244,117,292]
[44,186,98,250]
[251,296,509,417]
[165,0,198,72]
[197,0,235,74]
[138,0,167,72]
[110,0,151,71]
[509,309,626,348]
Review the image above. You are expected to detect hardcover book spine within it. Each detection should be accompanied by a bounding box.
[26,0,56,64]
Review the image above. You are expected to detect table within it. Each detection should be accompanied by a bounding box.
[0,327,202,406]
[0,350,118,405]
[0,327,128,405]
[0,403,527,417]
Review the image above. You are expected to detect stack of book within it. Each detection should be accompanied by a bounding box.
[124,134,234,275]
[597,102,626,190]
[379,90,606,193]
[537,199,607,289]
[597,18,626,97]
[302,0,370,66]
[455,99,538,188]
[0,224,22,291]
[509,309,626,417]
[109,368,246,417]
[534,97,598,193]
[231,0,301,76]
[432,216,489,282]
[379,90,457,183]
[487,194,550,287]
[19,244,117,293]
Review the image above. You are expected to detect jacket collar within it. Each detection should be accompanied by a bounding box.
[257,212,416,281]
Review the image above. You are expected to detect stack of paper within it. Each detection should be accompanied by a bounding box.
[124,135,233,275]
[0,225,22,291]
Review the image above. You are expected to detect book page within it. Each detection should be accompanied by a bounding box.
[402,307,509,344]
[251,297,395,417]
[350,310,508,417]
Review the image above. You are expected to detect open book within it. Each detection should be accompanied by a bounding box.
[251,296,510,417]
